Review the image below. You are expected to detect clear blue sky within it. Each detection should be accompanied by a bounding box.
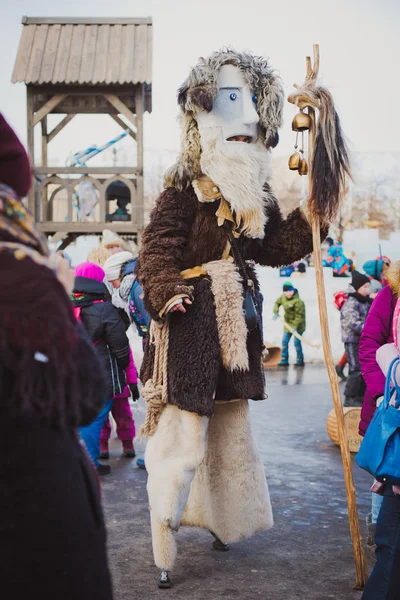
[1,0,399,165]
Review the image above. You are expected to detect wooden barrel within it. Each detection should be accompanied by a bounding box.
[326,407,362,454]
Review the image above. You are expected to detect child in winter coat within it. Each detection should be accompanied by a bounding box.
[72,261,131,475]
[273,281,306,367]
[100,345,140,459]
[340,270,371,407]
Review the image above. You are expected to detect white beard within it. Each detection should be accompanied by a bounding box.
[198,128,271,239]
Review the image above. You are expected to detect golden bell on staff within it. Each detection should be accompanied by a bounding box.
[298,158,308,176]
[292,110,311,132]
[288,152,301,170]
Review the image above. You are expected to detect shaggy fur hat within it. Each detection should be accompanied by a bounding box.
[87,246,111,267]
[165,49,284,190]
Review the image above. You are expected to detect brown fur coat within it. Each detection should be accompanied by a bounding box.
[138,185,327,417]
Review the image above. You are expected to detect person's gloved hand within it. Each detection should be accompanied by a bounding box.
[272,313,279,321]
[129,383,140,401]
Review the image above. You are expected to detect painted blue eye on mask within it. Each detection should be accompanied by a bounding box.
[229,92,237,101]
[252,95,258,104]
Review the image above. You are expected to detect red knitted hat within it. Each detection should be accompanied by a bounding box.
[0,114,32,197]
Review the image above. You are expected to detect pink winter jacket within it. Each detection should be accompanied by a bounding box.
[376,298,400,385]
[114,347,138,400]
[359,262,400,435]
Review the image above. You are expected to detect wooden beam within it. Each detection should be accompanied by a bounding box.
[104,93,137,127]
[41,116,48,166]
[110,115,136,140]
[135,85,145,228]
[37,222,139,234]
[48,114,75,143]
[23,16,152,25]
[35,167,138,175]
[26,88,35,214]
[32,84,141,96]
[33,94,68,126]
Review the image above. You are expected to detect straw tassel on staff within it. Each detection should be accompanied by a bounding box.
[289,45,367,589]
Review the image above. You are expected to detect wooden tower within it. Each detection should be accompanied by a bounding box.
[12,16,152,246]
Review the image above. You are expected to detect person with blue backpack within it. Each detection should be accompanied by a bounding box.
[356,261,400,598]
[104,251,150,346]
[104,251,150,469]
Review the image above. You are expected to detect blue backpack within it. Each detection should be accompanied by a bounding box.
[121,259,150,339]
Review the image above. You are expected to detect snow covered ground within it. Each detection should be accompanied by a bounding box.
[257,266,348,364]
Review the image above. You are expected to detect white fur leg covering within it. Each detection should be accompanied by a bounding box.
[182,400,273,542]
[145,404,209,570]
[149,510,177,572]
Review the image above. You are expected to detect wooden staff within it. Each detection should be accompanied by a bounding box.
[291,45,368,589]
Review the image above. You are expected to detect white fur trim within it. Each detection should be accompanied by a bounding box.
[182,400,273,542]
[204,259,249,371]
[145,400,273,571]
[199,127,271,239]
[145,405,209,570]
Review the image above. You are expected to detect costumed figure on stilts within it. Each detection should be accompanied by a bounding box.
[137,49,350,588]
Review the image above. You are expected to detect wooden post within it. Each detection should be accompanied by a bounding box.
[26,87,35,216]
[41,116,48,167]
[305,45,368,590]
[135,84,145,229]
[41,116,48,221]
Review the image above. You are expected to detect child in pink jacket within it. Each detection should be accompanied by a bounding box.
[100,347,140,458]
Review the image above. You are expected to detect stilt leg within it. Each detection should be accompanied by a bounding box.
[210,530,230,552]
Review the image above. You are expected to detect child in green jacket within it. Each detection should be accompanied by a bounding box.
[273,281,306,367]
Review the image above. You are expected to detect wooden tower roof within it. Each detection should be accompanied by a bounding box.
[12,16,152,86]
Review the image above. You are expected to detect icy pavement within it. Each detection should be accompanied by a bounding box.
[101,365,371,600]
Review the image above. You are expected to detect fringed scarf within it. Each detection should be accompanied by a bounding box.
[0,185,105,429]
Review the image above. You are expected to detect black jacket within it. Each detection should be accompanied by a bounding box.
[73,277,130,399]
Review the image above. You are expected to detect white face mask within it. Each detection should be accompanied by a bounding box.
[195,64,259,144]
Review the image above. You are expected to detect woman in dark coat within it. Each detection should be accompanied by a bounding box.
[0,114,114,600]
[358,261,399,560]
[72,261,130,475]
